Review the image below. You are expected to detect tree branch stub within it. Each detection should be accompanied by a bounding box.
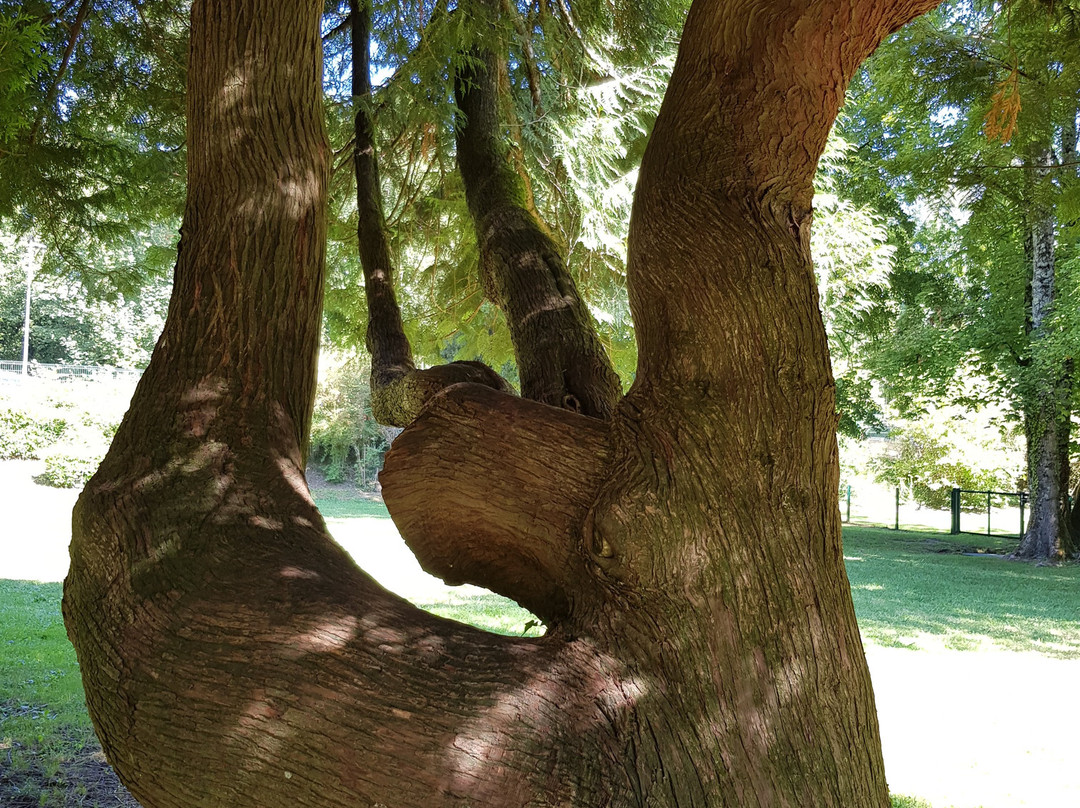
[381,383,611,621]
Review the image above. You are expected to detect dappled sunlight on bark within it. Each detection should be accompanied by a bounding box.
[63,0,953,805]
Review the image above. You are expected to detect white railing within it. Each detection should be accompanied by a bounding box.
[0,360,142,381]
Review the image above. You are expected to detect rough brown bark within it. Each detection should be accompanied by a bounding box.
[455,42,623,418]
[64,1,946,806]
[381,383,610,621]
[350,0,510,427]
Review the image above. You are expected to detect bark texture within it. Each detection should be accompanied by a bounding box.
[65,1,946,807]
[350,0,511,427]
[455,43,623,418]
[381,383,610,621]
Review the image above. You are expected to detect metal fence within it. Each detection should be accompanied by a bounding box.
[0,360,142,382]
[840,483,1028,541]
[950,488,1028,539]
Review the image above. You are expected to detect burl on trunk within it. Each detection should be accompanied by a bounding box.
[64,1,942,806]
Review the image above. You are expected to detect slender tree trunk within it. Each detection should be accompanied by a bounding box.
[1069,478,1080,539]
[64,1,944,806]
[350,0,510,427]
[454,39,623,418]
[1016,149,1074,560]
[1060,104,1077,548]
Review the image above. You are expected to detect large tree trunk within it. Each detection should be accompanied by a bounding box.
[65,1,942,806]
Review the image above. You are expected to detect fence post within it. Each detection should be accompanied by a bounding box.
[986,491,992,536]
[950,488,961,535]
[895,487,900,531]
[1019,492,1027,539]
[846,485,851,523]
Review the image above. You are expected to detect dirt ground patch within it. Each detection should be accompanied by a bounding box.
[1,705,137,808]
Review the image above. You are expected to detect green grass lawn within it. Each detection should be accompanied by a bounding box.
[845,527,1080,656]
[3,510,1078,807]
[0,580,137,807]
[308,489,394,520]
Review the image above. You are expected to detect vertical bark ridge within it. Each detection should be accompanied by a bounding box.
[350,0,511,428]
[455,42,623,419]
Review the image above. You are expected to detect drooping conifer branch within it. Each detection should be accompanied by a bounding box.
[501,0,544,115]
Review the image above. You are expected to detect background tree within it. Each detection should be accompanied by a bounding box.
[837,0,1080,559]
[812,132,898,439]
[0,0,186,296]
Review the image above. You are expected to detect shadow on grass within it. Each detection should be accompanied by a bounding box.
[844,527,1080,657]
[0,715,138,808]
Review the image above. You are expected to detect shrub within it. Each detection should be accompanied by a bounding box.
[890,797,934,808]
[0,407,69,459]
[309,354,394,489]
[0,379,126,487]
[36,442,106,488]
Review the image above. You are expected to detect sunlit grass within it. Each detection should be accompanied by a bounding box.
[418,592,545,637]
[845,526,1080,657]
[4,503,1079,806]
[0,580,133,807]
[310,490,391,520]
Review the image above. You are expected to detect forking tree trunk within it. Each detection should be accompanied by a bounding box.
[349,0,512,428]
[65,1,944,806]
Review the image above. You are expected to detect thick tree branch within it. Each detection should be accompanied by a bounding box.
[501,0,545,115]
[380,383,611,621]
[323,10,352,42]
[627,0,944,386]
[350,0,510,427]
[68,443,629,807]
[455,47,623,418]
[643,0,945,209]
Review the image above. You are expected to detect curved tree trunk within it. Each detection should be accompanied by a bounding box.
[65,1,943,806]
